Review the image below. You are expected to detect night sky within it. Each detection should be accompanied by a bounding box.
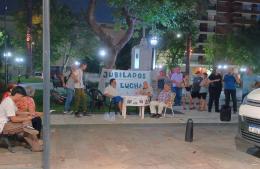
[0,0,113,23]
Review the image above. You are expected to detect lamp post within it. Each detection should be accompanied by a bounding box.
[150,36,158,70]
[15,57,24,84]
[99,49,106,73]
[3,51,12,85]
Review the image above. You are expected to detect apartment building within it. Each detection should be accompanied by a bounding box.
[192,0,217,65]
[191,0,260,65]
[216,0,260,34]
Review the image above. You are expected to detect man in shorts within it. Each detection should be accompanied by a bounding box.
[191,71,203,109]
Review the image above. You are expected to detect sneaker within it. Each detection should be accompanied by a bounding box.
[150,114,157,118]
[156,114,162,118]
[69,111,74,114]
[75,112,83,118]
[63,111,69,114]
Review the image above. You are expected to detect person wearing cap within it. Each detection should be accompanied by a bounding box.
[0,86,42,151]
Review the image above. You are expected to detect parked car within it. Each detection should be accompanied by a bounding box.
[236,88,260,152]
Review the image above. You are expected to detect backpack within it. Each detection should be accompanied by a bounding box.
[192,76,203,92]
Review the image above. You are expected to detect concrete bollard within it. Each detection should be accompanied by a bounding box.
[185,118,193,142]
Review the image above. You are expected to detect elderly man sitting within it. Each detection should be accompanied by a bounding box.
[104,78,123,112]
[138,81,153,97]
[150,83,172,118]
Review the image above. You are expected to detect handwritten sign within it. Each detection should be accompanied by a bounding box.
[98,69,151,95]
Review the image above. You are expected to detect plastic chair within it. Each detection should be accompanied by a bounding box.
[87,88,106,112]
[163,92,176,117]
[108,97,118,114]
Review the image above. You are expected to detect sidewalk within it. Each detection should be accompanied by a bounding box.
[51,106,238,125]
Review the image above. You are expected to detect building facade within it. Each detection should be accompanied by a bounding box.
[192,0,260,66]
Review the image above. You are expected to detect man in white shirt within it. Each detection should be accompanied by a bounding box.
[171,66,183,106]
[0,86,42,152]
[104,78,123,112]
[73,63,88,117]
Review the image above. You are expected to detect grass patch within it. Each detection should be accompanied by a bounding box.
[11,76,43,83]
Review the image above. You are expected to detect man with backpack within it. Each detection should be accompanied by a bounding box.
[191,71,203,110]
[62,65,77,114]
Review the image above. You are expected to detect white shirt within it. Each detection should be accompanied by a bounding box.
[104,85,117,97]
[74,69,84,89]
[171,72,183,87]
[0,97,17,133]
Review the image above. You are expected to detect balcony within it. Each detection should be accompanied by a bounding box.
[233,6,260,14]
[233,0,260,4]
[215,16,231,23]
[215,25,231,34]
[232,17,258,25]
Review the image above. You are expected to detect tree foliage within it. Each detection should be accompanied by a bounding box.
[205,24,260,72]
[12,0,99,71]
[87,0,198,68]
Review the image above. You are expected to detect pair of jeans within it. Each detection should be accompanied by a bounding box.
[208,88,221,112]
[64,88,74,112]
[74,88,87,113]
[224,89,237,112]
[172,87,182,106]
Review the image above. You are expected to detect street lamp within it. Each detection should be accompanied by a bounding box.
[3,51,12,85]
[98,48,107,73]
[176,33,182,38]
[150,36,158,70]
[99,49,107,58]
[74,61,80,66]
[15,57,24,84]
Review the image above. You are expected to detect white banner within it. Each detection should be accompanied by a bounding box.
[98,69,151,95]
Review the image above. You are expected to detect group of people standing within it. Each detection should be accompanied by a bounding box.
[157,66,260,114]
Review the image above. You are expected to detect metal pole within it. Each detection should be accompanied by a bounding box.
[4,0,7,86]
[42,0,50,169]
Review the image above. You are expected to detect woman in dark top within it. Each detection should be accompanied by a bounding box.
[208,70,223,112]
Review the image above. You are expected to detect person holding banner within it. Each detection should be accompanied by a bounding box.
[104,79,123,112]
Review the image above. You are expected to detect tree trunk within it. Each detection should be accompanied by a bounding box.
[185,34,192,75]
[86,0,135,69]
[25,0,33,78]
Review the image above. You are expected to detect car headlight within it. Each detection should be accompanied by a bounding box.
[242,95,248,105]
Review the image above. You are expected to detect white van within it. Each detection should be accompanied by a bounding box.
[236,88,260,151]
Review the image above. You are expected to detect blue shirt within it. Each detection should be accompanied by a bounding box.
[224,74,236,90]
[242,74,260,94]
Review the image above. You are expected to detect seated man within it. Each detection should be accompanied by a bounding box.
[104,78,123,112]
[0,86,42,152]
[138,81,153,98]
[150,83,172,118]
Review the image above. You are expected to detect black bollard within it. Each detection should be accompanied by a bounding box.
[185,118,193,142]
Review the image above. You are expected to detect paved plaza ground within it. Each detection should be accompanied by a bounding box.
[1,124,259,169]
